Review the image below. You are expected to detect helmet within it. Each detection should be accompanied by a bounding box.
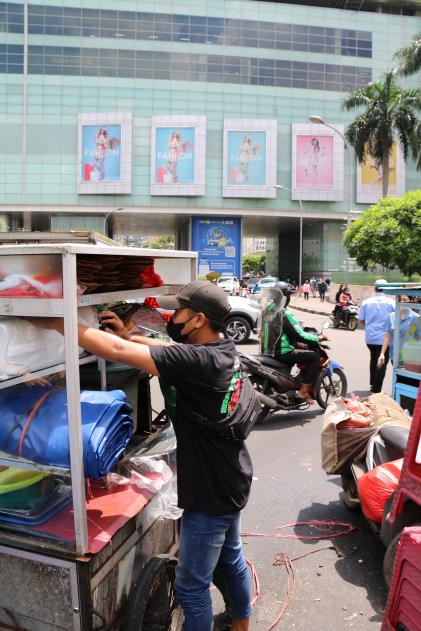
[276,281,295,297]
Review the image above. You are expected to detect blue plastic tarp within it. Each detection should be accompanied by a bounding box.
[0,386,134,479]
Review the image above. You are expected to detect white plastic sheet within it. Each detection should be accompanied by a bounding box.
[0,307,98,380]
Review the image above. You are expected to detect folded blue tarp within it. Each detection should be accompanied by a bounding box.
[0,386,134,479]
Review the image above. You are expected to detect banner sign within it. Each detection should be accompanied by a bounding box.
[78,112,132,194]
[357,140,406,204]
[151,116,206,196]
[292,123,344,201]
[191,217,242,277]
[223,119,277,198]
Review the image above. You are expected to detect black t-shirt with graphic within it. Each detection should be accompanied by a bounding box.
[149,338,253,515]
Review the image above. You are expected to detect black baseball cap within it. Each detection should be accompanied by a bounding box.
[157,280,231,321]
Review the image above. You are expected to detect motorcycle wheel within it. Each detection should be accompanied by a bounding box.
[332,318,340,329]
[341,475,360,511]
[348,316,358,331]
[316,368,347,409]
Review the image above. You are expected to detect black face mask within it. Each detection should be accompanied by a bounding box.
[166,314,196,343]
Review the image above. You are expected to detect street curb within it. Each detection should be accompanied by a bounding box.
[291,304,332,318]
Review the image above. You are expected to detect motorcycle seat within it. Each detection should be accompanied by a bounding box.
[378,425,410,454]
[258,355,292,373]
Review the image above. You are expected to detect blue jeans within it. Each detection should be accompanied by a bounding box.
[175,510,252,630]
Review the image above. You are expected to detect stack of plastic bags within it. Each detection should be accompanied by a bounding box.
[0,385,134,479]
[0,306,98,381]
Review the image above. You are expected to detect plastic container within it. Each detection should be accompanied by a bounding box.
[403,341,421,373]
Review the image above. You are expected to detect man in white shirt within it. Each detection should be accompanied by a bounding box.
[359,279,395,393]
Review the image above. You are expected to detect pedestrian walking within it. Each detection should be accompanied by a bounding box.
[302,280,310,301]
[325,278,331,301]
[358,279,395,393]
[310,277,317,298]
[318,280,327,302]
[32,281,253,631]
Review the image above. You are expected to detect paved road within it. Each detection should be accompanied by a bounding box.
[238,310,392,630]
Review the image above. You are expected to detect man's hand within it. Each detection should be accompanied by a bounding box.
[318,334,329,342]
[377,353,386,366]
[99,310,130,339]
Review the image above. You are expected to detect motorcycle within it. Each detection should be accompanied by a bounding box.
[330,300,359,331]
[240,321,347,416]
[338,421,421,587]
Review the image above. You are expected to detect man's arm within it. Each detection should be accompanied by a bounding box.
[78,325,160,375]
[28,317,161,376]
[100,310,171,347]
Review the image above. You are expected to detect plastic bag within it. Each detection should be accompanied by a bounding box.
[321,394,410,475]
[358,458,403,523]
[108,455,182,520]
[0,307,98,380]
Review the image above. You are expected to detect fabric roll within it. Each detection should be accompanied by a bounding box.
[0,386,134,479]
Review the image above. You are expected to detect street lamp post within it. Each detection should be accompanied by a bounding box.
[103,207,124,238]
[309,115,353,285]
[274,184,303,291]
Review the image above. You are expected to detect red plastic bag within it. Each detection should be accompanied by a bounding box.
[357,458,403,523]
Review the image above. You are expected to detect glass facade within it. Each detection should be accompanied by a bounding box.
[0,3,372,58]
[0,0,420,277]
[0,45,373,91]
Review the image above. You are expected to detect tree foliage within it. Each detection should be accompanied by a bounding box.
[394,32,421,77]
[242,254,266,275]
[147,235,175,250]
[343,72,421,196]
[343,190,421,278]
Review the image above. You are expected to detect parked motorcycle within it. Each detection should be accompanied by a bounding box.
[330,300,359,331]
[339,421,421,587]
[239,322,347,416]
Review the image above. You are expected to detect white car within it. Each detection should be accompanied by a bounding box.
[216,275,241,295]
[224,295,260,343]
[257,276,279,290]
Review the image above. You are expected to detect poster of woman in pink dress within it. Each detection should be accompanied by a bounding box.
[295,135,334,190]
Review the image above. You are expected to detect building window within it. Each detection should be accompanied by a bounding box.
[0,3,372,59]
[17,44,373,92]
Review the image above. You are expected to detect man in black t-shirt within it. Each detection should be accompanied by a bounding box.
[50,280,253,631]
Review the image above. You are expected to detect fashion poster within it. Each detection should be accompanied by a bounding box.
[191,217,242,277]
[154,127,195,185]
[223,119,277,198]
[81,124,121,183]
[227,131,266,186]
[78,112,132,194]
[295,135,334,190]
[291,124,344,201]
[357,141,405,203]
[150,116,206,196]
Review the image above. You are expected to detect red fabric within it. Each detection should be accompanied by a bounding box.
[139,265,164,288]
[358,459,403,523]
[34,478,150,554]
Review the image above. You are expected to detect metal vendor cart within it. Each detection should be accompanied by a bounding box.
[381,282,421,414]
[0,242,196,631]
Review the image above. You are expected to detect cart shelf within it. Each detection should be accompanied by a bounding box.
[0,353,96,390]
[0,452,70,476]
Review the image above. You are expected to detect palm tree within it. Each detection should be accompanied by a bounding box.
[343,72,421,197]
[394,33,421,76]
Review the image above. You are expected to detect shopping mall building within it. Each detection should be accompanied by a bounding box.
[1,0,420,279]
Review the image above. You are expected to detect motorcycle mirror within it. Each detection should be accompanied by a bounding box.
[322,321,331,330]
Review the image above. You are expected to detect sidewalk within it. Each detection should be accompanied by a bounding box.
[290,294,333,317]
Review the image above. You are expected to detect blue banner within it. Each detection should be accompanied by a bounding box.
[191,217,242,277]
